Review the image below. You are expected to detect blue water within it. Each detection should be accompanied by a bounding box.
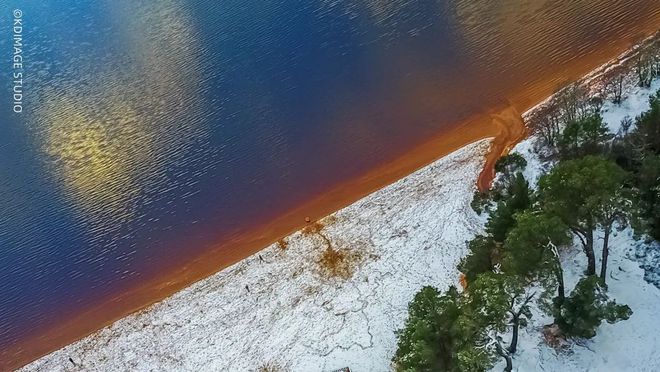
[1,0,660,361]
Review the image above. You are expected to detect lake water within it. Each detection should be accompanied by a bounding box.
[1,0,660,367]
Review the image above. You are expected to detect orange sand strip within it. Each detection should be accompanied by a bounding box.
[3,31,659,372]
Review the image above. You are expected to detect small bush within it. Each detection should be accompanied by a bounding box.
[302,221,324,236]
[276,238,289,250]
[555,276,632,339]
[494,153,527,175]
[470,190,491,215]
[258,362,286,372]
[458,235,497,283]
[318,245,364,280]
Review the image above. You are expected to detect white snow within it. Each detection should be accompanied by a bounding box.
[23,140,491,372]
[601,79,660,134]
[496,75,660,372]
[23,42,660,372]
[501,230,660,372]
[508,137,547,189]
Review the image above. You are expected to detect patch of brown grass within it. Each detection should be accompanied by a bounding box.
[300,215,373,280]
[301,215,338,237]
[322,215,338,225]
[301,221,324,236]
[318,245,365,280]
[276,238,288,250]
[258,362,287,372]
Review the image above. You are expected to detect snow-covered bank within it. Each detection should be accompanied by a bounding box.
[23,33,660,372]
[504,230,660,371]
[493,75,660,372]
[23,140,491,371]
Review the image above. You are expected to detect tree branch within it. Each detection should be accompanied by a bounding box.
[570,227,588,248]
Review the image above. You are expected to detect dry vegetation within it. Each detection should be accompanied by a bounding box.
[299,216,375,280]
[318,244,366,280]
[301,221,325,236]
[528,32,660,150]
[257,362,287,372]
[276,238,289,251]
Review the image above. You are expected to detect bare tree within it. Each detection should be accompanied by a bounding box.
[635,51,655,88]
[618,116,633,138]
[532,106,563,147]
[605,75,625,104]
[557,84,592,123]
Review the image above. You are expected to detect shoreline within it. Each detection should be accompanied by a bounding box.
[23,138,495,372]
[4,110,516,370]
[7,30,660,371]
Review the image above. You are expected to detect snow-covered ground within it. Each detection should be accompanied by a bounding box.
[23,42,660,372]
[601,78,660,134]
[500,230,660,372]
[23,140,491,372]
[494,78,660,372]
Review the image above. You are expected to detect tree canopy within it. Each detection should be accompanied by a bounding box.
[556,276,632,339]
[539,156,628,275]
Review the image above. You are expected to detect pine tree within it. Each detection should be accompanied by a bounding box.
[466,272,535,371]
[556,276,632,339]
[633,90,660,153]
[486,173,531,243]
[462,173,533,288]
[634,154,660,239]
[393,286,453,371]
[494,153,528,189]
[503,211,571,306]
[558,112,612,159]
[393,286,487,371]
[539,156,628,276]
[459,235,497,283]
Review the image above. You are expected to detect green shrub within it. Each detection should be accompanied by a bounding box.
[555,276,632,339]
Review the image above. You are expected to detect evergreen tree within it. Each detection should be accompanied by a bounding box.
[494,153,527,175]
[503,211,571,306]
[556,276,632,339]
[486,202,515,244]
[393,286,491,371]
[394,286,459,371]
[594,186,633,283]
[633,90,660,153]
[558,112,612,159]
[486,173,532,243]
[494,153,528,190]
[611,91,660,240]
[634,154,660,239]
[467,272,535,362]
[464,174,532,286]
[539,156,628,276]
[458,235,497,283]
[470,190,491,215]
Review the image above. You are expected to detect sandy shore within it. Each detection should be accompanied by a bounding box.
[21,31,660,368]
[2,110,523,370]
[9,28,660,372]
[24,137,492,372]
[498,74,660,372]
